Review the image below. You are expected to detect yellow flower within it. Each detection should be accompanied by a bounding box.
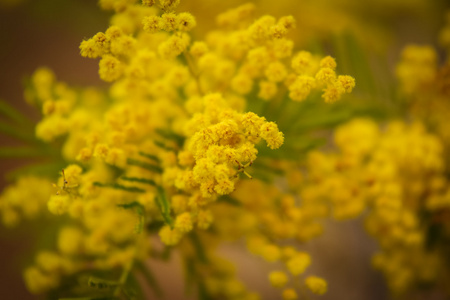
[159,0,180,11]
[175,212,193,233]
[190,41,209,58]
[269,271,288,288]
[261,244,281,262]
[265,61,287,82]
[161,13,178,31]
[24,267,58,294]
[288,75,315,101]
[159,225,182,245]
[177,12,196,31]
[1,1,361,298]
[48,194,70,215]
[258,80,278,100]
[286,252,311,275]
[197,209,214,229]
[142,15,162,33]
[98,55,123,82]
[142,0,156,6]
[282,288,298,300]
[57,227,84,255]
[305,276,327,295]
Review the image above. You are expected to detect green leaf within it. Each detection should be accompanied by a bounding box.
[138,151,160,163]
[183,258,196,296]
[0,146,52,158]
[251,161,285,176]
[5,161,65,181]
[198,281,212,300]
[160,245,172,261]
[425,223,443,250]
[291,109,352,132]
[0,121,36,142]
[124,272,144,300]
[0,100,33,126]
[120,176,157,186]
[189,232,208,264]
[117,201,146,234]
[257,138,324,160]
[153,140,177,152]
[116,201,141,210]
[87,276,119,290]
[155,186,174,227]
[134,262,164,298]
[155,128,185,147]
[248,172,273,183]
[332,31,377,97]
[127,158,163,174]
[93,182,146,193]
[147,220,165,233]
[218,195,241,206]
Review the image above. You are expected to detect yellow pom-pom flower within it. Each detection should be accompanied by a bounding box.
[286,252,311,276]
[47,195,70,215]
[175,212,194,233]
[282,288,298,300]
[98,55,123,82]
[269,271,288,288]
[305,276,328,295]
[159,225,182,246]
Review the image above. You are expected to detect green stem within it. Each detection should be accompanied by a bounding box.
[127,158,163,173]
[93,182,146,193]
[0,121,36,142]
[0,100,33,126]
[121,176,157,186]
[135,261,164,298]
[138,151,160,163]
[189,232,208,264]
[113,260,134,297]
[183,51,204,96]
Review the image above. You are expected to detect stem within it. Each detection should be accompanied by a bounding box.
[189,232,208,264]
[113,259,134,297]
[183,51,205,96]
[0,99,33,126]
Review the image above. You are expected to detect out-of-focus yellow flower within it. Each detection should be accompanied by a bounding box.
[305,276,328,295]
[269,271,288,288]
[282,288,298,300]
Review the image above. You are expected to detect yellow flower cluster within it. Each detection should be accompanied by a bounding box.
[305,276,328,295]
[178,94,283,198]
[200,4,355,103]
[439,11,450,53]
[25,68,78,143]
[0,176,53,227]
[396,43,450,152]
[209,179,328,299]
[0,1,358,298]
[24,162,151,294]
[268,274,327,300]
[302,118,448,294]
[396,45,437,95]
[200,255,260,300]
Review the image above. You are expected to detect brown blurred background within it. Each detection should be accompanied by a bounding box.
[0,1,107,299]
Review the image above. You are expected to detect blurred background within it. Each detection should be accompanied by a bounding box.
[0,0,449,299]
